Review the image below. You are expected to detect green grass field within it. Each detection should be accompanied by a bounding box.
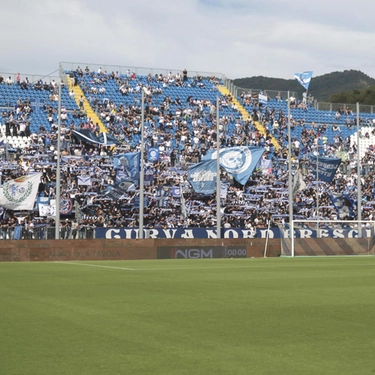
[1,257,375,375]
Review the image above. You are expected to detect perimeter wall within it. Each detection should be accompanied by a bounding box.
[0,238,281,262]
[0,237,372,262]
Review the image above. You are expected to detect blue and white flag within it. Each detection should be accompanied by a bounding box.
[114,152,140,180]
[261,159,272,175]
[258,93,268,105]
[329,193,355,219]
[181,190,187,222]
[36,196,50,209]
[203,146,264,185]
[156,186,170,207]
[103,179,136,200]
[220,182,230,199]
[187,159,217,195]
[60,197,73,215]
[30,99,45,113]
[77,175,92,186]
[148,148,159,162]
[72,129,121,146]
[294,71,313,90]
[309,154,341,183]
[172,185,181,197]
[133,195,148,208]
[39,204,55,217]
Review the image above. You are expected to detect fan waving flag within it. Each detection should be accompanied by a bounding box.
[203,146,264,185]
[0,173,42,210]
[294,71,313,90]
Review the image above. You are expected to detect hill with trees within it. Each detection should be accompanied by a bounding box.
[233,70,375,104]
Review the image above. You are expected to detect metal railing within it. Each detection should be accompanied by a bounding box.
[60,61,226,81]
[223,78,298,101]
[0,226,96,240]
[0,71,60,84]
[316,102,375,114]
[223,79,375,116]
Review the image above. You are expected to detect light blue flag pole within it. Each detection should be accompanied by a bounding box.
[294,71,313,91]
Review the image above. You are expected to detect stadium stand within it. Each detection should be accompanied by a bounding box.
[0,64,375,239]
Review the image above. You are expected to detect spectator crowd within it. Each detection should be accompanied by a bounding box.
[1,66,375,240]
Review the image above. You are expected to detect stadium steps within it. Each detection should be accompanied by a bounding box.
[67,77,107,133]
[217,85,280,151]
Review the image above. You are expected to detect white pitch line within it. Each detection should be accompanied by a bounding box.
[57,261,135,271]
[134,265,255,271]
[57,262,250,272]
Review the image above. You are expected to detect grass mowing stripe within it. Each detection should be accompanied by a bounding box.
[56,261,135,271]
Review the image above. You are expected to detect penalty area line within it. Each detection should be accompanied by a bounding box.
[56,261,136,271]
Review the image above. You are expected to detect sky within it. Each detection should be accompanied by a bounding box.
[2,0,375,81]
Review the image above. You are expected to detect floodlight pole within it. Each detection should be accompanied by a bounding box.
[139,88,145,239]
[356,102,362,235]
[287,91,294,256]
[316,150,320,237]
[216,96,221,238]
[55,82,62,240]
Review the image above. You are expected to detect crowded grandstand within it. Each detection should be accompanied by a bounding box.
[0,63,374,240]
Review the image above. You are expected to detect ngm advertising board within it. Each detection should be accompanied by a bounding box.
[157,246,247,259]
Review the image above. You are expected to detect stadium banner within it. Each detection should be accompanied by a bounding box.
[96,226,374,239]
[157,246,247,259]
[329,193,355,219]
[0,173,42,210]
[309,154,341,183]
[281,225,374,239]
[113,152,140,180]
[203,146,264,185]
[97,227,280,239]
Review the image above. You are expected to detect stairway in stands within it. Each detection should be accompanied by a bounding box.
[67,76,107,133]
[217,85,280,150]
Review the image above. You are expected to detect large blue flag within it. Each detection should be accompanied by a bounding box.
[114,152,140,180]
[187,159,217,194]
[203,146,264,185]
[309,154,341,183]
[294,71,313,90]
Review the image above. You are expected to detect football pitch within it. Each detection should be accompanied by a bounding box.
[1,257,375,375]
